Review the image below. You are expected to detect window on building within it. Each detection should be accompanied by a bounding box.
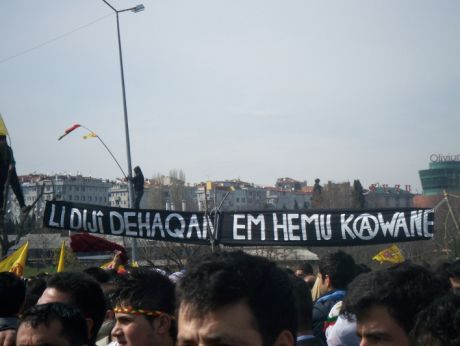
[82,196,85,201]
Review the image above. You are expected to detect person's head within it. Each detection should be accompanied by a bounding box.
[110,268,176,346]
[176,250,297,346]
[318,250,355,294]
[290,275,313,335]
[134,166,142,176]
[83,267,119,295]
[343,262,450,346]
[0,272,26,316]
[17,303,87,346]
[22,275,48,314]
[410,292,460,346]
[37,272,106,345]
[294,262,314,278]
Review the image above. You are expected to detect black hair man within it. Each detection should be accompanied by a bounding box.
[312,250,356,344]
[343,262,450,346]
[176,250,297,346]
[110,268,176,346]
[37,272,106,346]
[410,291,460,346]
[0,135,28,213]
[291,275,322,345]
[16,303,87,346]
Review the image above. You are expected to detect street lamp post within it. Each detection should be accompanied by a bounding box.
[101,0,144,262]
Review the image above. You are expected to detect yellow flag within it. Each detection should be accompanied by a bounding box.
[57,241,65,272]
[83,132,97,139]
[0,113,9,136]
[372,244,405,264]
[206,181,213,190]
[0,242,28,276]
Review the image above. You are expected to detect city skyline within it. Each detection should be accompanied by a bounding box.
[1,1,459,193]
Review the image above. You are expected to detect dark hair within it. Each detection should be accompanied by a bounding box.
[22,276,48,313]
[343,262,450,333]
[297,262,314,275]
[20,303,88,346]
[447,259,460,278]
[176,251,297,345]
[83,267,114,284]
[410,292,460,346]
[46,272,106,344]
[0,272,26,315]
[112,268,176,340]
[318,250,356,290]
[290,275,313,332]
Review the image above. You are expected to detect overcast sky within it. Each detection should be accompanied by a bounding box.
[1,0,459,192]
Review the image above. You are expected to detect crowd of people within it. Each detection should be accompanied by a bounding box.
[0,250,459,346]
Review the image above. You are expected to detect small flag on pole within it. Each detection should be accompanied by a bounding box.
[58,124,81,140]
[57,241,65,273]
[0,242,29,277]
[82,132,97,139]
[0,113,9,136]
[372,244,405,264]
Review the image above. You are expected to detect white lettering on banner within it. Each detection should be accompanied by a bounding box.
[423,210,434,237]
[138,213,151,237]
[233,214,246,240]
[110,211,124,235]
[97,211,104,233]
[410,210,423,236]
[186,214,202,239]
[152,213,165,238]
[83,210,99,233]
[320,214,332,240]
[248,214,265,241]
[48,204,64,228]
[341,214,355,239]
[202,216,215,240]
[300,214,320,240]
[273,214,288,241]
[124,212,138,237]
[377,213,398,237]
[165,213,185,238]
[394,212,410,238]
[288,214,300,241]
[70,208,82,230]
[352,213,379,240]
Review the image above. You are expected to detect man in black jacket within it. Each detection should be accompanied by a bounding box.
[0,135,28,213]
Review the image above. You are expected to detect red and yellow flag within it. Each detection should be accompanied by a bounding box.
[372,244,405,264]
[58,124,81,140]
[0,242,29,277]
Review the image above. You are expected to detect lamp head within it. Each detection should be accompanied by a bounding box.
[131,4,145,13]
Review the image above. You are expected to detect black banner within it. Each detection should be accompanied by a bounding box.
[43,201,215,245]
[43,201,434,246]
[218,209,434,246]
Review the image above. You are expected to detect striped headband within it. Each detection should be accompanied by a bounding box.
[114,306,175,320]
